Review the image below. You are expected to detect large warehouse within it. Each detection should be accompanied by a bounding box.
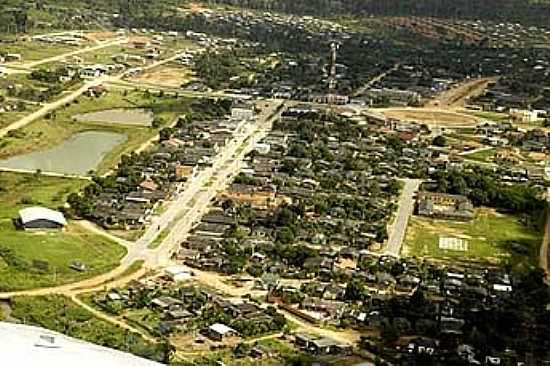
[18,206,68,230]
[0,321,164,366]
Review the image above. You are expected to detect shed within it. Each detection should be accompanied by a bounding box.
[18,207,67,230]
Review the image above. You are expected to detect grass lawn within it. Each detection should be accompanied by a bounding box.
[0,172,126,291]
[148,227,170,249]
[0,89,193,174]
[464,148,496,163]
[468,111,509,122]
[403,208,543,269]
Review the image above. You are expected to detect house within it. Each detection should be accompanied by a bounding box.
[204,323,238,341]
[218,184,279,210]
[86,85,107,97]
[294,333,351,355]
[231,102,255,120]
[417,192,474,220]
[17,207,67,230]
[174,164,198,181]
[164,265,192,282]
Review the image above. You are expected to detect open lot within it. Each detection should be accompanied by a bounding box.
[0,172,126,291]
[129,65,196,88]
[0,39,79,63]
[0,89,192,174]
[378,108,479,126]
[402,208,543,268]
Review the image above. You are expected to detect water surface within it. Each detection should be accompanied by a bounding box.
[0,131,126,175]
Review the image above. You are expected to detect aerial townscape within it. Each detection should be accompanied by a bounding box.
[0,0,549,365]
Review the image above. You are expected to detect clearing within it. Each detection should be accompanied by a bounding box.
[378,108,479,126]
[129,65,196,88]
[402,208,543,269]
[0,172,126,291]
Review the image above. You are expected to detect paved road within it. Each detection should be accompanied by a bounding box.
[0,99,284,299]
[385,179,421,257]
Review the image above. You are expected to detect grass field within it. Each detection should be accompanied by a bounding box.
[403,208,543,269]
[0,89,192,174]
[1,40,78,62]
[0,172,126,291]
[464,148,496,162]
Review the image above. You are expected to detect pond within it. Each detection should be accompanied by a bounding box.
[74,108,154,126]
[0,131,126,175]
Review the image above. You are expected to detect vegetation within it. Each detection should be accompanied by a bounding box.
[0,89,192,174]
[10,295,171,362]
[404,208,543,269]
[432,167,545,214]
[0,172,126,291]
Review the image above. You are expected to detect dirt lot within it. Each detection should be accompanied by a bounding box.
[379,108,479,126]
[130,67,195,88]
[85,32,120,43]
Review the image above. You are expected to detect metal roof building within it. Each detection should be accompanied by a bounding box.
[18,206,68,229]
[0,322,164,366]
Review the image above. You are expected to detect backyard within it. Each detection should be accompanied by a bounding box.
[402,208,543,270]
[0,172,126,291]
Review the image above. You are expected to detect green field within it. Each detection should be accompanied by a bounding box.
[0,172,126,291]
[403,208,543,269]
[464,148,496,163]
[1,40,77,62]
[0,89,192,174]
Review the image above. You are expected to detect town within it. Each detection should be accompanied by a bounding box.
[0,1,549,366]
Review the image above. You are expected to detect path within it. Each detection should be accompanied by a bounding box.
[353,63,400,97]
[70,295,156,343]
[278,309,361,345]
[22,37,128,69]
[0,166,92,181]
[385,179,421,257]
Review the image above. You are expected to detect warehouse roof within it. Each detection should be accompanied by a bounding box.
[19,207,67,226]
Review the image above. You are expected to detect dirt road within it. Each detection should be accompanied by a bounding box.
[425,77,497,109]
[22,38,128,69]
[0,78,106,138]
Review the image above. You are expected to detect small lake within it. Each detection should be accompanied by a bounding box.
[74,108,154,126]
[0,131,126,175]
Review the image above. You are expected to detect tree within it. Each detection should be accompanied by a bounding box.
[381,321,400,344]
[432,135,446,147]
